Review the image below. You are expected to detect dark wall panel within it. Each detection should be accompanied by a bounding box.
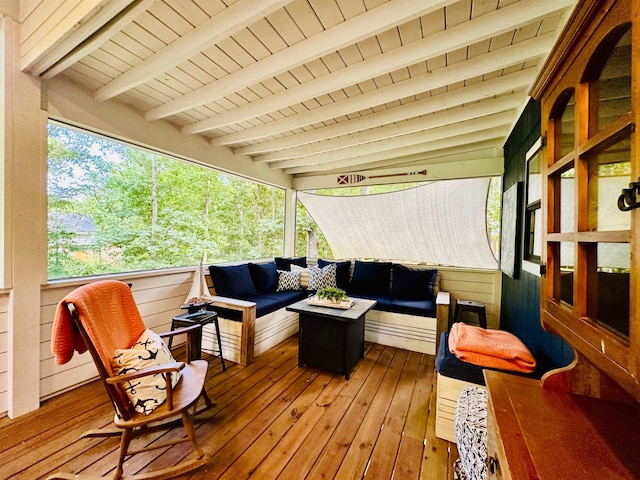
[501,98,573,372]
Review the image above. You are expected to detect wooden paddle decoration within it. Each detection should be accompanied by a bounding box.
[337,169,427,185]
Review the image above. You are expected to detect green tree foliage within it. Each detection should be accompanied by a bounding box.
[47,124,285,279]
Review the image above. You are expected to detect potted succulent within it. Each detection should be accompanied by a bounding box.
[316,287,348,304]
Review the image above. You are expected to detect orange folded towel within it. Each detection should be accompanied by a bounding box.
[448,322,536,373]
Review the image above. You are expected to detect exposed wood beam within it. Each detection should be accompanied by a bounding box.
[254,94,524,162]
[235,72,532,155]
[210,33,554,145]
[95,0,295,101]
[143,0,454,121]
[40,0,159,79]
[342,143,503,174]
[283,126,509,175]
[272,110,516,170]
[181,0,574,132]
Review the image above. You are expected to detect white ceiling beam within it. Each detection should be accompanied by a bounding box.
[254,93,524,162]
[95,0,295,101]
[182,0,574,133]
[144,0,455,121]
[211,32,554,146]
[292,157,504,190]
[283,125,509,175]
[235,71,532,155]
[337,143,503,174]
[273,111,516,170]
[41,0,159,79]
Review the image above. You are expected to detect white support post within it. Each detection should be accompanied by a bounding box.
[283,188,297,257]
[1,16,48,417]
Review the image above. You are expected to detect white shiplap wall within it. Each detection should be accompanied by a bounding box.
[38,268,196,402]
[438,266,502,329]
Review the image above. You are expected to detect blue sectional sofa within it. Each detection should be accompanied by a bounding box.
[205,258,450,366]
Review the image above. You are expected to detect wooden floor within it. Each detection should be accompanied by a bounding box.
[0,336,457,479]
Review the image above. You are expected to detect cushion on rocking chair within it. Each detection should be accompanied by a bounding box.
[113,329,182,415]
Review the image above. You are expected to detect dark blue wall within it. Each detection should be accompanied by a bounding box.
[501,98,573,373]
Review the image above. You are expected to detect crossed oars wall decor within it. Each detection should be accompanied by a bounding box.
[337,169,427,185]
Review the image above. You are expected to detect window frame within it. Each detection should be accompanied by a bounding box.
[522,137,543,276]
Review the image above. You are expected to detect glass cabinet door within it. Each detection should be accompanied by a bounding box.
[543,20,633,364]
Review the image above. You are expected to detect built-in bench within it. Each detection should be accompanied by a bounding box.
[203,258,450,366]
[435,330,541,443]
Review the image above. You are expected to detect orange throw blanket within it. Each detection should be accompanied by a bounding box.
[448,322,536,373]
[51,280,144,365]
[52,298,88,365]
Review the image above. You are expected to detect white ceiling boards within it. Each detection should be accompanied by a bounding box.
[29,0,577,183]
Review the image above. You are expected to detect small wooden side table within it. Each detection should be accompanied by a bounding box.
[170,310,226,370]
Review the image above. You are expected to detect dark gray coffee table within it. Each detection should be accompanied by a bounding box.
[287,298,376,379]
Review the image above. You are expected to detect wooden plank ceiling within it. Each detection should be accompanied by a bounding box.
[29,0,577,180]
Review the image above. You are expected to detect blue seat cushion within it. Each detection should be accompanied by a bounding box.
[248,290,308,317]
[248,261,278,294]
[389,298,436,317]
[350,293,393,310]
[209,263,257,299]
[437,332,540,384]
[436,332,486,385]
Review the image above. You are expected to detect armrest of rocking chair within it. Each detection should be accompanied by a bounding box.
[159,323,202,362]
[209,295,257,366]
[107,361,186,410]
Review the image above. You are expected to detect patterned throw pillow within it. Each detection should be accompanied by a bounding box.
[290,264,310,288]
[308,263,337,291]
[276,270,301,291]
[112,329,182,415]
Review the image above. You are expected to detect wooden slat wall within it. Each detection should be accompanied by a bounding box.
[438,267,502,329]
[0,291,9,414]
[38,268,196,402]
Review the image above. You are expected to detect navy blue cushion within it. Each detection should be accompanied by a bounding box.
[391,265,437,301]
[436,332,540,383]
[436,332,486,385]
[209,264,257,299]
[245,295,283,318]
[248,262,278,294]
[318,259,351,290]
[274,256,307,271]
[389,298,436,317]
[349,261,392,296]
[246,290,308,317]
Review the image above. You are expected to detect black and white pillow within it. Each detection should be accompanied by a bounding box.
[454,386,488,480]
[276,270,301,291]
[308,263,337,291]
[112,329,182,415]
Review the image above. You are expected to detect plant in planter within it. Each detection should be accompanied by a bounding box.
[316,287,348,303]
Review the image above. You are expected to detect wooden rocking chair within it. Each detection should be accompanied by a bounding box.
[48,280,214,480]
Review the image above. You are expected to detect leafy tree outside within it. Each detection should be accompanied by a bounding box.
[48,124,285,279]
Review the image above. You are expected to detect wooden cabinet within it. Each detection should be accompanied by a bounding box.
[487,0,640,477]
[485,370,640,479]
[532,0,639,400]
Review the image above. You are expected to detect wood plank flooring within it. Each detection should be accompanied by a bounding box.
[0,336,457,479]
